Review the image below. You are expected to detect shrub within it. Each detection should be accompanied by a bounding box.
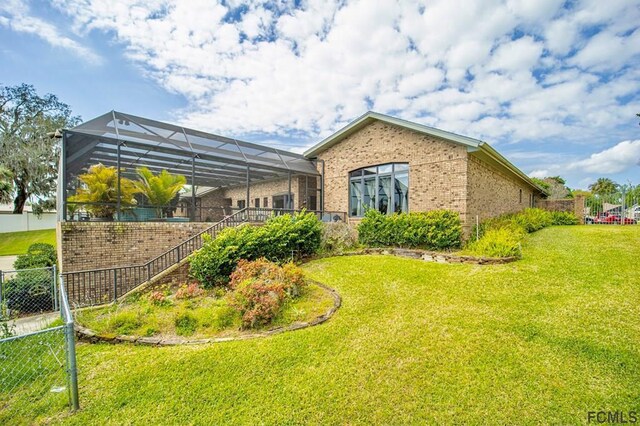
[4,269,55,314]
[175,283,205,300]
[174,311,198,336]
[190,212,321,287]
[226,259,306,329]
[550,211,579,225]
[230,258,306,298]
[466,226,524,258]
[511,208,552,233]
[13,243,57,270]
[148,291,171,307]
[320,222,359,254]
[358,209,462,250]
[227,278,287,329]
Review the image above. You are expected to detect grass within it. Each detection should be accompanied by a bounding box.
[0,229,56,256]
[3,225,640,424]
[76,282,335,339]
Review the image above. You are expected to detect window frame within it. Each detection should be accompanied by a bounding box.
[348,162,409,217]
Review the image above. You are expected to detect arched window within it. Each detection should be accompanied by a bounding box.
[349,163,409,217]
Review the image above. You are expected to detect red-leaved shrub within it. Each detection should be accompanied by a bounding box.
[175,283,205,300]
[227,258,306,328]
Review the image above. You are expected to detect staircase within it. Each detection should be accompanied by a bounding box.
[62,209,249,307]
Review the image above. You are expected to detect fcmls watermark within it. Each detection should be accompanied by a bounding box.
[587,411,638,424]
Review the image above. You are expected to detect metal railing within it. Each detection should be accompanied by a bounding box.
[0,269,79,422]
[64,201,347,223]
[62,208,249,307]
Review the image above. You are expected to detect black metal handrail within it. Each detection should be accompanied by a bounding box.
[62,209,249,307]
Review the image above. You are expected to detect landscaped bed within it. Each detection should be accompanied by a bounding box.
[76,271,337,343]
[2,225,639,424]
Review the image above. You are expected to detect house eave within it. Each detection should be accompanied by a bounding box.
[304,111,482,158]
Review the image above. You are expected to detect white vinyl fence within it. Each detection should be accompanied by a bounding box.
[0,212,57,233]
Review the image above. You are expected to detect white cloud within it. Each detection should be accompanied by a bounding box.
[529,169,550,178]
[0,0,102,64]
[568,140,640,174]
[0,0,635,189]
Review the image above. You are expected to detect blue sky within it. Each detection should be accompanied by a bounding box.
[1,0,639,189]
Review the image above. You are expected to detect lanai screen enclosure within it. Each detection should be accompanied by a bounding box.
[59,111,324,222]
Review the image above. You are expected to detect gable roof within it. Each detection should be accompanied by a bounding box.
[304,111,547,195]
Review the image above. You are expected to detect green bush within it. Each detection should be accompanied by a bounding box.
[468,208,578,258]
[320,222,359,254]
[466,226,524,258]
[357,209,462,250]
[13,243,57,270]
[512,208,553,233]
[4,269,55,314]
[550,211,579,225]
[190,211,321,287]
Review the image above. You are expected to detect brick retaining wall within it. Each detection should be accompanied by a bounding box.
[59,222,211,273]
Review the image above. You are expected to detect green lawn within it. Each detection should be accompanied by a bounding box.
[6,226,640,424]
[0,229,56,255]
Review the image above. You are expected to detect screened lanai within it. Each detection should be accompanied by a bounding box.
[60,111,324,222]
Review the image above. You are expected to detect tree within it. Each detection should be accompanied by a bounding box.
[68,164,138,219]
[531,177,550,192]
[133,167,186,218]
[0,84,80,213]
[0,166,12,204]
[588,178,619,198]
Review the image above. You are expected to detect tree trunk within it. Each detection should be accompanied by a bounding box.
[13,182,28,214]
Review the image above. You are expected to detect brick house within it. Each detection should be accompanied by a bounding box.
[58,110,547,300]
[198,111,545,229]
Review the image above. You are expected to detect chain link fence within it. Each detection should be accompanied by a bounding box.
[0,267,79,423]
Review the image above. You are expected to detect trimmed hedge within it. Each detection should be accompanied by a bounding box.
[357,209,462,250]
[189,211,322,287]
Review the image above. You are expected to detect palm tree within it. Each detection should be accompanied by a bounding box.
[588,178,619,198]
[68,164,139,219]
[134,167,186,218]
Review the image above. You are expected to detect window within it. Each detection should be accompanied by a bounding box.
[263,197,268,208]
[519,189,523,203]
[272,194,293,209]
[237,199,246,209]
[254,198,260,208]
[349,163,409,217]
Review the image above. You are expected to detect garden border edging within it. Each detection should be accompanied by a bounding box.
[75,280,341,346]
[333,248,517,264]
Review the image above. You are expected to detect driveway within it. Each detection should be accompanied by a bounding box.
[0,255,17,272]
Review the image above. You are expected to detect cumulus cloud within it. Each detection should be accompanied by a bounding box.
[568,140,640,174]
[0,0,102,64]
[2,0,640,190]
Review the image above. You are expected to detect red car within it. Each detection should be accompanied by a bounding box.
[594,214,637,225]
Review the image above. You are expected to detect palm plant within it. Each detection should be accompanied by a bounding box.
[133,167,186,218]
[68,163,138,219]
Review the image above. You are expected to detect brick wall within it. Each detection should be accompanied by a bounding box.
[536,195,585,223]
[466,155,535,224]
[317,121,469,223]
[199,175,319,212]
[59,222,210,273]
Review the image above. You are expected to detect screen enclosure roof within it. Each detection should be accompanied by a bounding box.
[64,111,318,188]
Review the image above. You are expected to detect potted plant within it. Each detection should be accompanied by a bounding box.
[133,167,186,220]
[68,163,138,221]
